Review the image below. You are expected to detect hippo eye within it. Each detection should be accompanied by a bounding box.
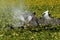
[49,14,51,16]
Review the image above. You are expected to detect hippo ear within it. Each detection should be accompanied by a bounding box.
[46,10,49,12]
[33,12,36,15]
[44,10,49,13]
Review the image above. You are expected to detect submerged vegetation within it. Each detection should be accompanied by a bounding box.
[0,0,60,40]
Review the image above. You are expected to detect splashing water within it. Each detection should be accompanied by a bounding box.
[12,8,33,27]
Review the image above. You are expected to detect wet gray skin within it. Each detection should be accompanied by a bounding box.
[39,10,60,25]
[13,10,60,28]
